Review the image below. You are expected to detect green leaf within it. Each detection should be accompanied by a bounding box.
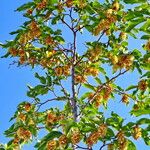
[83,83,96,91]
[126,85,137,91]
[80,92,91,101]
[127,139,136,150]
[141,35,150,40]
[123,0,147,4]
[140,19,150,31]
[35,73,46,84]
[16,2,35,11]
[126,18,146,32]
[106,112,124,130]
[130,109,150,116]
[99,67,106,75]
[94,77,102,84]
[137,118,150,125]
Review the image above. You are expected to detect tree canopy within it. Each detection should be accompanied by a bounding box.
[0,0,150,150]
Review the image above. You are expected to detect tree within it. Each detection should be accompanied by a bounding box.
[1,0,150,149]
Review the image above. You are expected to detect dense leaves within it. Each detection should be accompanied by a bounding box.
[1,0,150,150]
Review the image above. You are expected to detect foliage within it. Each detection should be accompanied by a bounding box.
[1,0,150,150]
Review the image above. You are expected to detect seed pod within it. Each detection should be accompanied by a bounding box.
[133,125,142,140]
[122,94,129,104]
[58,135,68,146]
[112,1,120,11]
[46,140,57,150]
[138,80,148,91]
[71,130,81,144]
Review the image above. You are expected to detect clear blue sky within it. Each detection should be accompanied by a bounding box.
[0,1,149,150]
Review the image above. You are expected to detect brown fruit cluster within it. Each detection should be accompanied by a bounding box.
[88,93,103,108]
[24,103,32,112]
[58,135,68,146]
[121,94,129,104]
[17,113,26,122]
[19,21,41,45]
[46,140,57,150]
[112,54,134,70]
[36,0,47,10]
[133,125,142,140]
[112,1,120,11]
[45,36,56,46]
[85,67,99,76]
[46,112,58,124]
[87,46,101,61]
[116,131,128,150]
[93,15,117,36]
[103,85,113,100]
[71,130,81,144]
[9,48,18,56]
[107,143,114,150]
[16,127,31,141]
[119,32,127,40]
[86,124,107,147]
[75,75,87,84]
[145,40,150,51]
[66,0,73,8]
[138,80,148,91]
[54,65,70,76]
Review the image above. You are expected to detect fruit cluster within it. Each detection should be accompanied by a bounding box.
[36,0,47,10]
[133,125,142,140]
[19,21,41,45]
[121,94,129,104]
[86,124,107,146]
[116,131,128,150]
[108,54,134,71]
[138,80,148,91]
[145,40,150,51]
[16,127,32,141]
[54,65,71,76]
[93,1,120,36]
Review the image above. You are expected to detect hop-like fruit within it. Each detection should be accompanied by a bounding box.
[24,103,32,112]
[86,131,99,147]
[75,75,86,83]
[71,130,81,144]
[133,125,142,140]
[119,32,127,40]
[97,124,107,138]
[145,40,150,51]
[17,113,26,122]
[58,135,68,146]
[47,112,57,124]
[9,48,18,56]
[55,67,63,76]
[112,1,120,11]
[66,0,73,8]
[107,143,114,150]
[16,127,31,141]
[46,140,57,150]
[138,80,148,91]
[116,131,126,144]
[122,94,129,104]
[118,139,128,150]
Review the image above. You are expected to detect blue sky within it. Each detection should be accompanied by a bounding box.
[0,0,149,150]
